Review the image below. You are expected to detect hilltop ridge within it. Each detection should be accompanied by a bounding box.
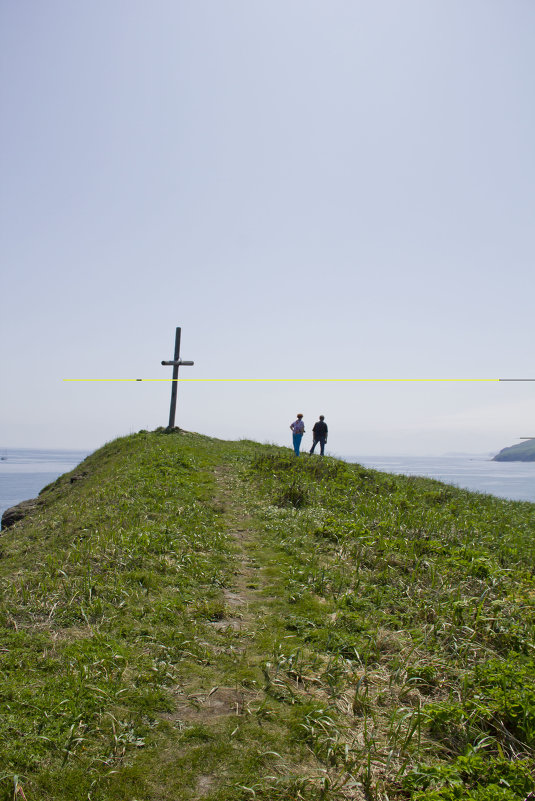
[0,430,534,801]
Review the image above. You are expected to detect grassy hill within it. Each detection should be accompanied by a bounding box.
[493,439,535,462]
[1,430,534,801]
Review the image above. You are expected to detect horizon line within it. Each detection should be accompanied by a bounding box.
[62,378,534,383]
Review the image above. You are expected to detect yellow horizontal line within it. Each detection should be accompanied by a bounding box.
[63,378,502,383]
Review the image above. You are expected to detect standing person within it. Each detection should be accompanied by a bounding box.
[310,415,328,455]
[290,413,305,456]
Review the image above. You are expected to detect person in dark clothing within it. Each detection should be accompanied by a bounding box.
[310,415,328,455]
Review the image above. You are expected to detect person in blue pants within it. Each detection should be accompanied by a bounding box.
[290,414,305,456]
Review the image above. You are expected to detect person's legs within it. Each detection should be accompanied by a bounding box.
[319,437,325,456]
[293,433,303,455]
[310,439,317,454]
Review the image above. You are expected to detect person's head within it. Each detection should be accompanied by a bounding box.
[319,415,325,421]
[297,413,303,419]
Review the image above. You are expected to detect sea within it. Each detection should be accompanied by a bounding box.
[0,448,90,525]
[1,448,534,528]
[345,454,535,504]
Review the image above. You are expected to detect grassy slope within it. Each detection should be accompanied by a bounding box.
[1,430,534,801]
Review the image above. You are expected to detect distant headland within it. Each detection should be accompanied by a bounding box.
[493,439,535,462]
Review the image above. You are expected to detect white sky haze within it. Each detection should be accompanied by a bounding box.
[1,1,534,455]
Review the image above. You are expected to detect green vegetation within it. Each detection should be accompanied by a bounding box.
[494,439,535,461]
[1,430,534,800]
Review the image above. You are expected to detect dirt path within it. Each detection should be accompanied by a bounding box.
[166,464,269,737]
[213,462,266,627]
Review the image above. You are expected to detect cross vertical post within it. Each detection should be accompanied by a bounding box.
[168,327,181,429]
[161,327,194,429]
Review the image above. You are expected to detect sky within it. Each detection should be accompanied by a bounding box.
[1,0,534,456]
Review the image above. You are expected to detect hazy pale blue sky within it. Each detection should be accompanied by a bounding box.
[1,1,534,455]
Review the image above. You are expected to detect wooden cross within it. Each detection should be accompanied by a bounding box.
[161,327,194,429]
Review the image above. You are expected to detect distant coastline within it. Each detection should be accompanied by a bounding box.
[493,440,535,462]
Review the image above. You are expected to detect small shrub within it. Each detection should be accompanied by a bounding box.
[275,480,310,509]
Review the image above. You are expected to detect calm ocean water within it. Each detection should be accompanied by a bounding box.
[346,454,535,504]
[1,449,534,528]
[0,448,90,524]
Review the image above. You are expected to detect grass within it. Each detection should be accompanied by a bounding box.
[0,431,534,800]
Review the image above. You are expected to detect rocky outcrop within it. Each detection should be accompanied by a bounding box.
[69,472,88,484]
[1,498,40,530]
